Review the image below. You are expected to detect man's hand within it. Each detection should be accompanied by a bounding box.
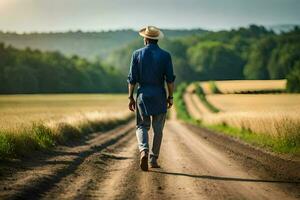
[167,98,173,109]
[128,97,136,111]
[128,84,136,112]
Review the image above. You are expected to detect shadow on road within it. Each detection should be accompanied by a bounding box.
[149,170,300,184]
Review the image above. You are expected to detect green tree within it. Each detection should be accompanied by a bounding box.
[286,61,300,92]
[187,41,244,80]
[244,37,276,79]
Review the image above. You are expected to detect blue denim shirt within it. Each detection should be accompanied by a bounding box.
[127,43,176,116]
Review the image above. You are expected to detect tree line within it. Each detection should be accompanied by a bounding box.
[0,29,207,60]
[0,25,299,93]
[0,44,125,93]
[108,25,300,92]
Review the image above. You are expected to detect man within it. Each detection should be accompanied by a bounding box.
[127,26,175,171]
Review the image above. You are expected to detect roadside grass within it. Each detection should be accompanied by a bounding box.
[0,114,133,159]
[0,94,133,159]
[203,123,300,155]
[174,83,198,124]
[174,83,300,155]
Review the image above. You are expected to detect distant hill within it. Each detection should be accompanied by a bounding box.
[0,29,208,60]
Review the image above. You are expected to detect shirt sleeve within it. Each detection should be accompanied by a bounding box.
[165,53,176,83]
[127,51,138,84]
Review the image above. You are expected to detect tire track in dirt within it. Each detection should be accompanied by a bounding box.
[0,121,135,200]
[1,118,299,199]
[88,127,170,200]
[39,123,170,200]
[41,126,138,200]
[157,120,300,200]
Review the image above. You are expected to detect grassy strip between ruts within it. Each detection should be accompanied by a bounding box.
[174,82,300,155]
[174,83,197,123]
[209,81,221,94]
[194,83,220,113]
[0,114,134,160]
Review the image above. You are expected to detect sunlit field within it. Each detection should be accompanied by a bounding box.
[200,80,286,94]
[205,94,300,139]
[208,94,300,112]
[182,81,300,153]
[0,94,132,158]
[0,94,130,131]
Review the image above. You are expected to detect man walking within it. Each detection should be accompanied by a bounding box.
[127,26,176,171]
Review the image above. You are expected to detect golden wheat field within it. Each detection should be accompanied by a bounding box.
[204,94,300,138]
[200,79,286,94]
[208,94,300,112]
[185,80,300,141]
[0,94,131,132]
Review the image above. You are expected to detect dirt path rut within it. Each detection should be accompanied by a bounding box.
[0,119,299,200]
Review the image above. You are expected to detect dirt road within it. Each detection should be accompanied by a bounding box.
[0,119,299,200]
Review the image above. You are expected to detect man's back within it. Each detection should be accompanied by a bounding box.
[128,43,175,116]
[133,43,172,87]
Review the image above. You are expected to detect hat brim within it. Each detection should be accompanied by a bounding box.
[139,29,164,40]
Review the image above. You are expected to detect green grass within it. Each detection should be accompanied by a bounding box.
[194,83,220,113]
[174,83,198,124]
[174,83,299,155]
[209,81,221,94]
[203,123,300,155]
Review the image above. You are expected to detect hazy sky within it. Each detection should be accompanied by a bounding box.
[0,0,299,32]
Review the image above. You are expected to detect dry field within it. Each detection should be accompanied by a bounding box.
[185,81,300,146]
[0,94,130,132]
[200,79,286,94]
[0,94,132,158]
[205,94,300,139]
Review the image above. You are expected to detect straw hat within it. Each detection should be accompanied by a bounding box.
[139,26,164,40]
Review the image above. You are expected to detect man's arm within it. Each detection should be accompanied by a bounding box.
[167,82,174,98]
[167,82,174,108]
[165,53,176,109]
[128,83,136,98]
[127,51,138,112]
[128,83,136,111]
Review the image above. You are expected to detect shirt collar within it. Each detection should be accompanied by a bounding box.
[146,43,159,48]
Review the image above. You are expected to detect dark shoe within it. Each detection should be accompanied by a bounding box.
[140,151,148,171]
[150,162,160,168]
